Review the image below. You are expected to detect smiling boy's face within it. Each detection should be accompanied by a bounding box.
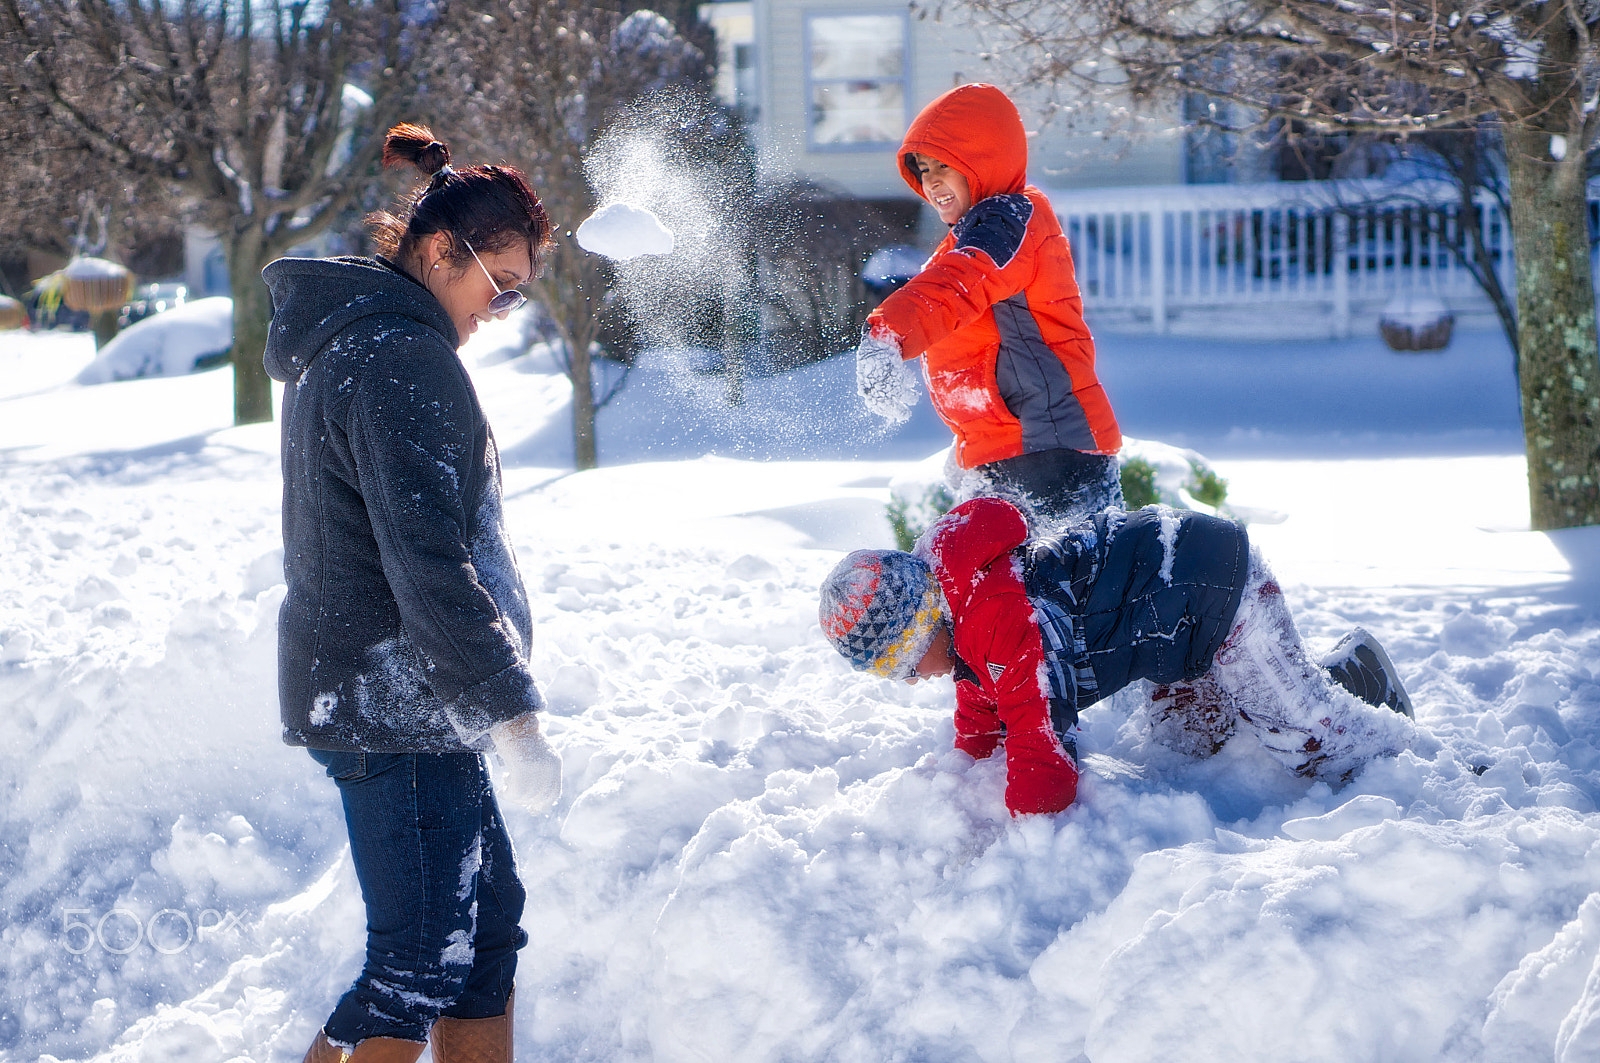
[911,152,973,225]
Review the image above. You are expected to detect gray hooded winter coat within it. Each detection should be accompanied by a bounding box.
[262,255,541,752]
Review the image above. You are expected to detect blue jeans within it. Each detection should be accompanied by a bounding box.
[308,749,528,1044]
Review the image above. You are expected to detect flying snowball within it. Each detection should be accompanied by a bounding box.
[575,202,675,261]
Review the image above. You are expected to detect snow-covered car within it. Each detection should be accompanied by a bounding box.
[117,282,190,330]
[76,296,232,384]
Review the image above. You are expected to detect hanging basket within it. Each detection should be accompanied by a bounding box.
[0,294,24,330]
[61,257,135,313]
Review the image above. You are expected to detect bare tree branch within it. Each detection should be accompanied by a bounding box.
[3,0,458,423]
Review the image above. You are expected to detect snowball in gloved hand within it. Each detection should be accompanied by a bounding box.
[856,330,918,425]
[490,713,563,814]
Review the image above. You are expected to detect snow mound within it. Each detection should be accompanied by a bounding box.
[8,324,1600,1063]
[77,298,233,385]
[576,202,675,260]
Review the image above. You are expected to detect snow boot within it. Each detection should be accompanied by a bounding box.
[1320,627,1414,718]
[301,1030,426,1063]
[428,991,514,1063]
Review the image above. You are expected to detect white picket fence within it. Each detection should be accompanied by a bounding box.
[1041,179,1522,338]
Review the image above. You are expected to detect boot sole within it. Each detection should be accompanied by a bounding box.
[1320,627,1414,719]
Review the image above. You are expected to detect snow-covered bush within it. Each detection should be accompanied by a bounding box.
[1121,456,1160,508]
[887,438,1235,548]
[1119,437,1233,516]
[887,481,955,551]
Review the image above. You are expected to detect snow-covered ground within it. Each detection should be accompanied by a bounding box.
[2,316,1598,1063]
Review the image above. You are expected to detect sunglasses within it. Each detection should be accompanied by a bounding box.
[461,237,527,315]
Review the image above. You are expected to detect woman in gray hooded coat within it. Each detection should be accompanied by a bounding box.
[262,123,556,1063]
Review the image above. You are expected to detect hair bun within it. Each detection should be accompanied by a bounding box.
[382,122,452,176]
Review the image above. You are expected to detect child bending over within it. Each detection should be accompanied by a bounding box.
[819,498,1419,816]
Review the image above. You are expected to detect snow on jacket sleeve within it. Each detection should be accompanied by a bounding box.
[962,588,1080,815]
[346,345,540,739]
[924,498,1079,814]
[868,194,1036,361]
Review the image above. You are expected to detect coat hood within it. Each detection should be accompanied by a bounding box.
[261,255,457,382]
[897,83,1028,207]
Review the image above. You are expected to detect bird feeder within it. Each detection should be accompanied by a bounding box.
[61,256,136,314]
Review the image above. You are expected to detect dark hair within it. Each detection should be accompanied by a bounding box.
[367,123,552,269]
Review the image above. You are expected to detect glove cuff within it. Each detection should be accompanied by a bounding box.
[955,729,1002,759]
[1004,727,1079,816]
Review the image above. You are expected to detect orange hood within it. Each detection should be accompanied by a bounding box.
[898,83,1028,206]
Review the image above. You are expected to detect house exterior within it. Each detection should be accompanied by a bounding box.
[696,1,1506,340]
[700,0,1241,226]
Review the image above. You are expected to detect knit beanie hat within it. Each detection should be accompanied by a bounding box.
[819,550,946,680]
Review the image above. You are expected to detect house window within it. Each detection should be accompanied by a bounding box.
[805,13,908,150]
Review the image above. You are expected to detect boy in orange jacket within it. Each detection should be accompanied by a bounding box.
[858,83,1124,526]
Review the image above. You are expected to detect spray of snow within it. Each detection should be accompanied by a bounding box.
[583,114,743,351]
[573,97,917,456]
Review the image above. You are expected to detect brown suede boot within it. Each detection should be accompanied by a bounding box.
[428,991,513,1063]
[302,1030,427,1063]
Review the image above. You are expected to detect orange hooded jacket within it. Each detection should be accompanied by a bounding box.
[867,84,1122,469]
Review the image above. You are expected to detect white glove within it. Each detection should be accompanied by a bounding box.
[489,713,562,815]
[855,330,918,426]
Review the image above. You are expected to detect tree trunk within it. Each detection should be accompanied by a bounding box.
[224,227,275,426]
[532,266,601,471]
[571,335,598,470]
[1504,124,1600,530]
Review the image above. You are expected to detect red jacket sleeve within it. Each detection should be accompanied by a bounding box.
[953,680,1002,759]
[925,499,1079,815]
[869,243,1031,361]
[867,195,1040,360]
[961,592,1079,816]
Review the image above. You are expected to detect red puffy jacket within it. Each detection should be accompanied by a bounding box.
[868,84,1121,470]
[919,497,1079,815]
